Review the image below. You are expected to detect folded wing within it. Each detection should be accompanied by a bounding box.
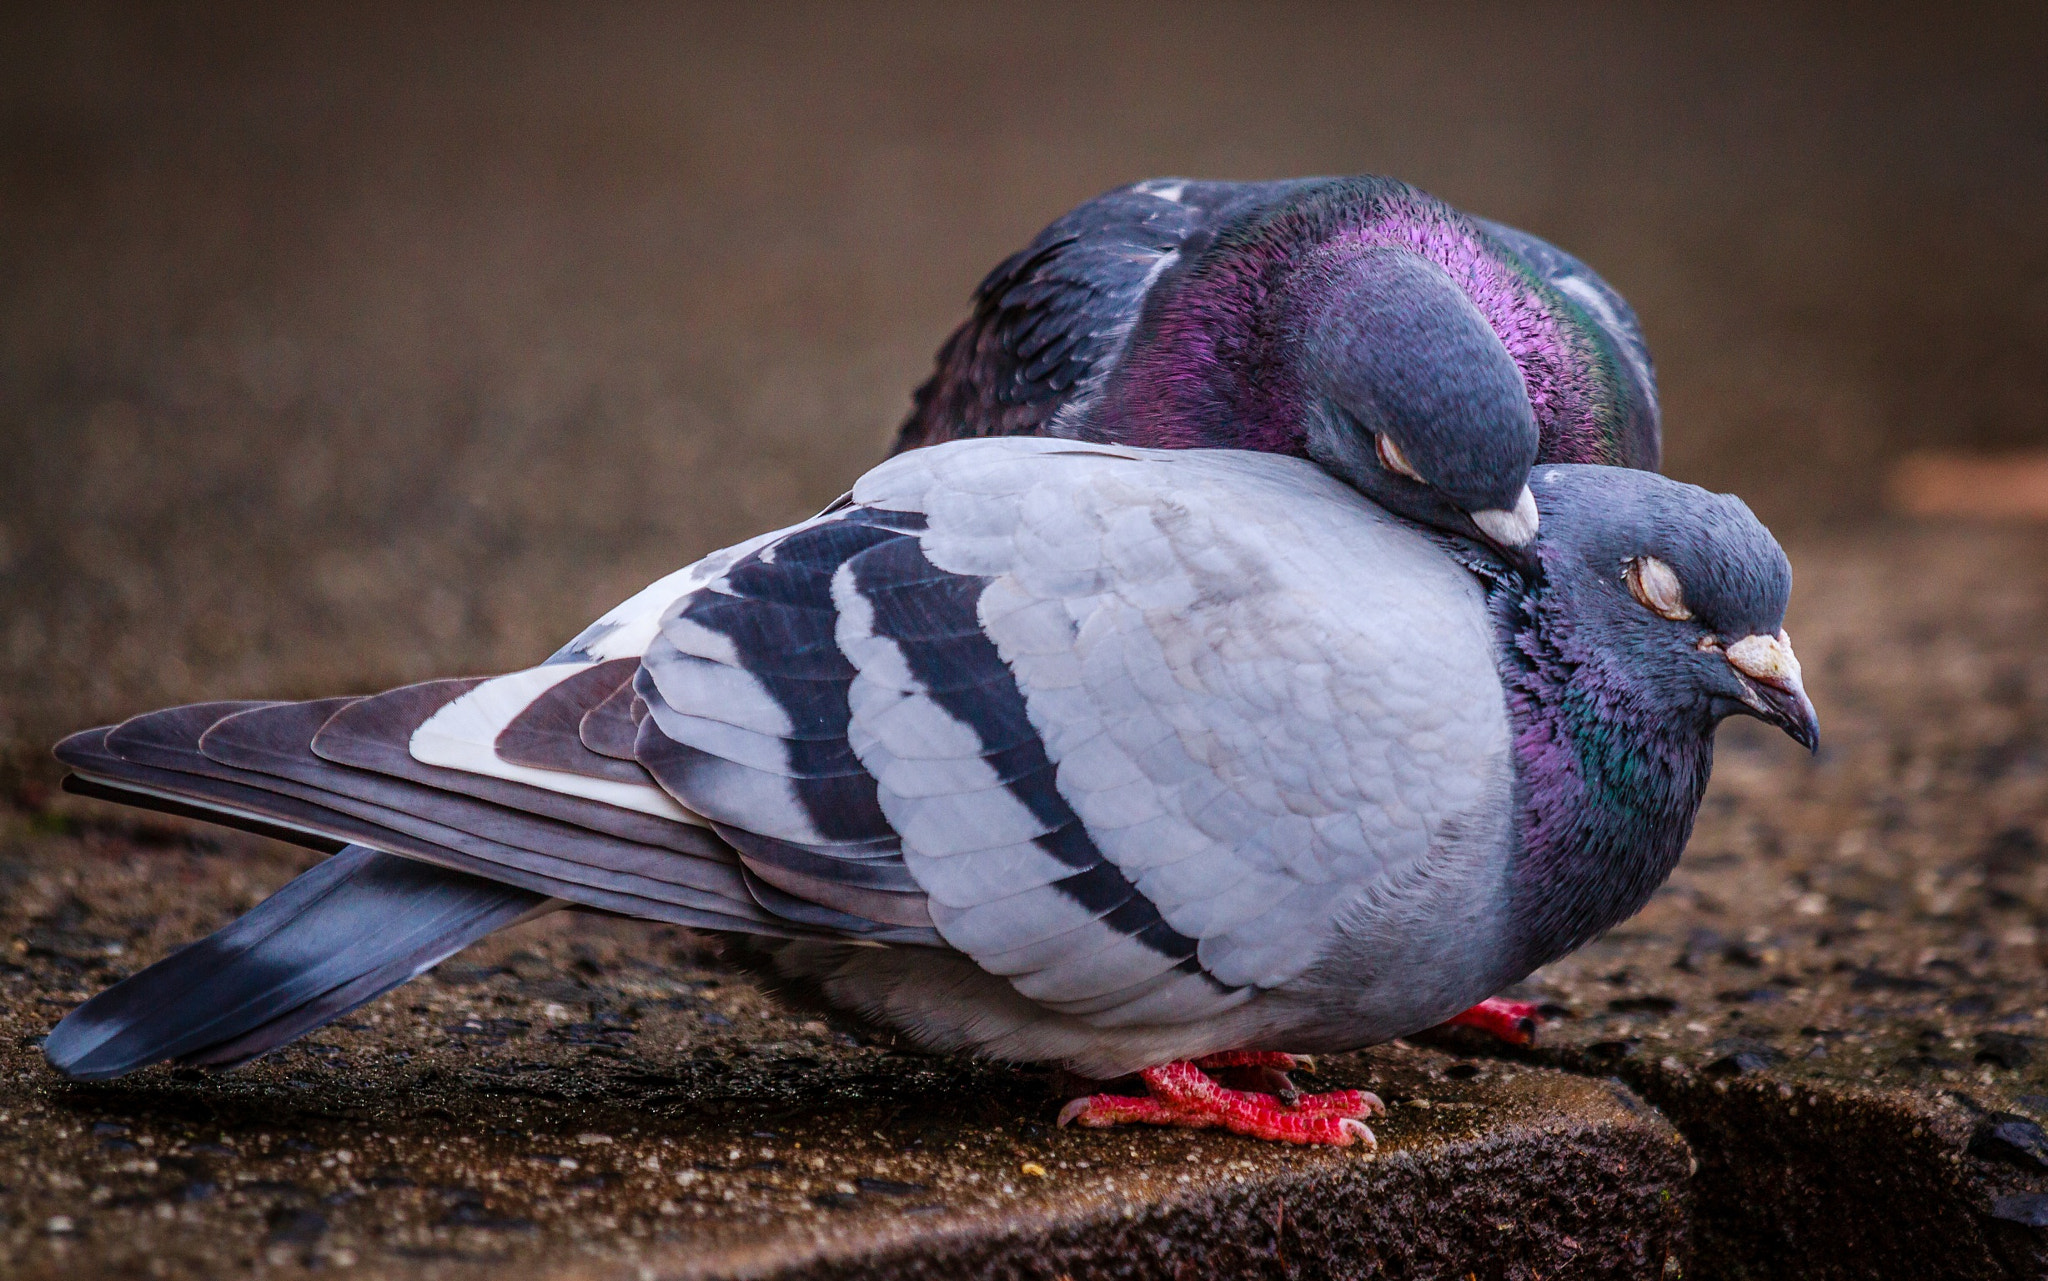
[892,179,1310,449]
[55,438,1510,1050]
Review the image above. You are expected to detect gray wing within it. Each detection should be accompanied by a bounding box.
[636,439,1514,1028]
[891,178,1312,450]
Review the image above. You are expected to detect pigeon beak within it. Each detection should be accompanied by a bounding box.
[1470,486,1539,550]
[1725,630,1819,752]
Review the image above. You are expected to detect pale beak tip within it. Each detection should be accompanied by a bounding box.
[1471,486,1540,548]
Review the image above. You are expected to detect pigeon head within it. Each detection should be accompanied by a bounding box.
[1526,464,1817,751]
[1283,243,1541,559]
[1499,464,1814,969]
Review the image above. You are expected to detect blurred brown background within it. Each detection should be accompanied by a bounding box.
[4,2,2046,786]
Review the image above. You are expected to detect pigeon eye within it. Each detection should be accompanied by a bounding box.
[1624,556,1693,621]
[1375,434,1424,482]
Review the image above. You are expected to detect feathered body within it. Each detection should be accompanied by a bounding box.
[44,441,1807,1086]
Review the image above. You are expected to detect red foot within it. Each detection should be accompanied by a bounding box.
[1441,996,1543,1046]
[1057,1058,1382,1147]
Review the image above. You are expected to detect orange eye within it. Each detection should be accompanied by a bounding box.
[1624,556,1693,621]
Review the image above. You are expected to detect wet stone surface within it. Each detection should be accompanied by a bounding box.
[0,818,1689,1280]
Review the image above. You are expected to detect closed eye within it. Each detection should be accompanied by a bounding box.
[1375,433,1424,482]
[1624,556,1693,621]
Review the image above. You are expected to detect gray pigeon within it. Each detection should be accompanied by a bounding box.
[893,175,1662,558]
[44,440,1813,1146]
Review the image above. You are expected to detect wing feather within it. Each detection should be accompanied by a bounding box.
[72,703,774,930]
[410,664,701,821]
[579,681,645,760]
[312,677,710,853]
[492,657,649,783]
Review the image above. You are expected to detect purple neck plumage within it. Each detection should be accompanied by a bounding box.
[1078,182,1617,464]
[1491,577,1715,973]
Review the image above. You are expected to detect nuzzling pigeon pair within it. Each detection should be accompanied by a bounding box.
[899,173,1675,1049]
[42,177,1815,1148]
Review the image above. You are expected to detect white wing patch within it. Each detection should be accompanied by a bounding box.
[409,664,706,823]
[408,517,826,820]
[1134,178,1190,204]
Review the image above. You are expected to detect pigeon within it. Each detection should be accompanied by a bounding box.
[893,175,1661,559]
[43,439,1815,1147]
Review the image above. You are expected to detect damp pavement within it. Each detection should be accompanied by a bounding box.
[3,520,2044,1279]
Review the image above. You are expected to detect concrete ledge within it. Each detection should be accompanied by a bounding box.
[615,1066,1690,1280]
[1,815,1688,1280]
[1425,1022,2044,1281]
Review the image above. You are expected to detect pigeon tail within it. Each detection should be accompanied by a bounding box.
[43,845,551,1081]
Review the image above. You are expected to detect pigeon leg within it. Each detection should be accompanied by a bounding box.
[1441,996,1543,1045]
[1057,1060,1382,1146]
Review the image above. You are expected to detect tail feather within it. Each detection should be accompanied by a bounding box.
[43,845,550,1081]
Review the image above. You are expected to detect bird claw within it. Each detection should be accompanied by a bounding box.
[1056,1059,1380,1146]
[1442,997,1544,1046]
